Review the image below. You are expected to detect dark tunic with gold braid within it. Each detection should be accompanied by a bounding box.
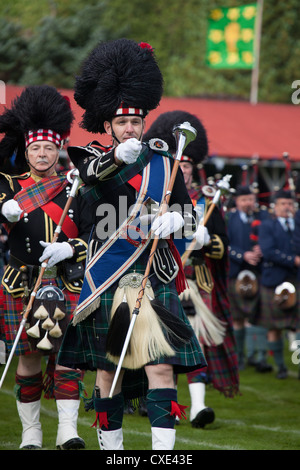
[0,171,93,356]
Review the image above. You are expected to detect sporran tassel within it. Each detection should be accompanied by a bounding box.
[42,316,55,330]
[26,320,41,339]
[179,279,226,346]
[106,293,131,356]
[148,296,193,348]
[33,304,49,320]
[53,306,65,320]
[36,331,53,351]
[49,320,63,338]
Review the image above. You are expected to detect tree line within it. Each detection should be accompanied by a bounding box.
[0,0,299,103]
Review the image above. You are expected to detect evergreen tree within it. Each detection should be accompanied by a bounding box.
[0,19,28,83]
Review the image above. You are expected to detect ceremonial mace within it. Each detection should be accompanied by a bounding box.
[0,169,82,389]
[181,174,232,268]
[109,122,197,398]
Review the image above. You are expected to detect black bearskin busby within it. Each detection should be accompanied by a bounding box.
[74,38,163,134]
[144,110,208,165]
[0,85,74,173]
[235,185,254,197]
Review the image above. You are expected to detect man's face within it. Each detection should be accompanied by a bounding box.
[235,194,256,214]
[274,198,295,218]
[179,161,193,188]
[104,116,144,144]
[26,141,59,176]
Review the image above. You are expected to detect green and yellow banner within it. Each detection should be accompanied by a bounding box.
[206,4,257,69]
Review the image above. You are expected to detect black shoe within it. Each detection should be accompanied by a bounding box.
[123,403,135,415]
[138,400,148,417]
[276,367,288,379]
[247,357,259,367]
[57,437,85,450]
[255,360,273,373]
[191,407,215,428]
[21,445,41,450]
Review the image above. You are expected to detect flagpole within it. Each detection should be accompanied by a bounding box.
[250,0,264,105]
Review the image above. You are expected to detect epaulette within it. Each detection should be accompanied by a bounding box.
[147,138,170,156]
[12,172,31,180]
[68,141,110,161]
[0,172,13,190]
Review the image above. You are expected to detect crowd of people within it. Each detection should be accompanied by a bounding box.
[0,38,299,451]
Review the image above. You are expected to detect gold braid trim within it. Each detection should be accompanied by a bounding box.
[194,264,214,293]
[205,234,224,260]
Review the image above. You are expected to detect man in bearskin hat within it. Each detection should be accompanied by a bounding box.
[0,85,93,449]
[257,189,300,378]
[58,38,207,450]
[144,110,239,429]
[226,185,272,373]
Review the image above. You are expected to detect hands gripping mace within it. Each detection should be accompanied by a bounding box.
[109,122,197,397]
[0,169,82,389]
[181,174,232,268]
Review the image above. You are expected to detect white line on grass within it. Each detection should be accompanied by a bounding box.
[2,387,300,449]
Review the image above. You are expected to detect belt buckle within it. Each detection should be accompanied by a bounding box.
[118,272,151,289]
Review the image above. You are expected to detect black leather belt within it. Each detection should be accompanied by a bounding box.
[9,254,58,279]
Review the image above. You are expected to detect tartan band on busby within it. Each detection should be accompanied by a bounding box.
[25,129,62,148]
[144,110,208,165]
[0,85,74,172]
[74,38,163,134]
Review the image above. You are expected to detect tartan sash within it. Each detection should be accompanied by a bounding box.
[14,174,78,239]
[73,153,172,324]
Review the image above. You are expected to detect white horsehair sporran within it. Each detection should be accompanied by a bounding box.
[26,285,67,352]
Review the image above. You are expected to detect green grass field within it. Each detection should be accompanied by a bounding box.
[1,340,300,452]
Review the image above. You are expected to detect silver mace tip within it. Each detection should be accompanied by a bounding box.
[172,121,197,158]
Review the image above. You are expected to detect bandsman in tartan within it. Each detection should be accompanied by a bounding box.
[57,38,207,451]
[257,189,300,379]
[0,85,93,449]
[226,185,272,372]
[144,110,239,429]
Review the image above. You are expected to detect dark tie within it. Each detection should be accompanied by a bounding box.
[285,219,292,233]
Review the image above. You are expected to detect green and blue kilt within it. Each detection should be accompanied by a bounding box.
[258,283,300,331]
[58,251,207,400]
[0,278,79,356]
[228,278,261,324]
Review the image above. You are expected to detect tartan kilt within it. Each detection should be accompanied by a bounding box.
[195,286,239,397]
[258,283,300,330]
[228,278,260,323]
[58,253,207,399]
[0,277,79,356]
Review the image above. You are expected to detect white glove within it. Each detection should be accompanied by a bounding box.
[139,213,155,226]
[39,241,74,268]
[1,199,23,222]
[193,225,211,249]
[115,138,142,164]
[151,212,184,238]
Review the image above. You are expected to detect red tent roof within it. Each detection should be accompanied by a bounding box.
[2,85,300,161]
